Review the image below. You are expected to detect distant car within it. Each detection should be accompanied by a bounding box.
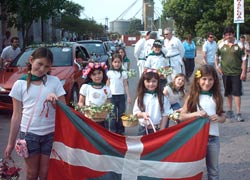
[0,42,90,110]
[104,41,117,55]
[77,40,111,68]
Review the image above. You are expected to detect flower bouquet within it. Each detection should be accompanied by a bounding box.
[0,158,21,180]
[121,113,138,127]
[74,102,114,122]
[169,111,181,124]
[158,66,173,78]
[127,69,136,78]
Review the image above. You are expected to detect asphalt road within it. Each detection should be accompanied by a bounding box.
[0,46,250,179]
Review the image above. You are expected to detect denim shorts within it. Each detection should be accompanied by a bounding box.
[19,132,54,156]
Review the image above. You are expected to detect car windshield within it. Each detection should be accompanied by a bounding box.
[82,43,105,55]
[11,47,72,67]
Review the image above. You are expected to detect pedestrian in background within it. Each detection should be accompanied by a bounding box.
[183,34,196,81]
[117,47,131,71]
[5,47,66,180]
[215,26,247,122]
[107,53,131,134]
[144,31,158,58]
[133,69,173,135]
[134,31,151,77]
[163,28,185,76]
[180,65,225,180]
[202,32,217,67]
[0,36,21,69]
[238,35,250,73]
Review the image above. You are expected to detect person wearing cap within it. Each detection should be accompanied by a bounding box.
[134,31,151,77]
[163,28,185,76]
[145,39,168,90]
[215,26,247,122]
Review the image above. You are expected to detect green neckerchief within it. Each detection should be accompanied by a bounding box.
[88,82,105,87]
[200,91,213,96]
[19,74,45,81]
[148,51,162,56]
[146,90,157,96]
[123,56,130,62]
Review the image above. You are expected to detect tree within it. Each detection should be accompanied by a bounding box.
[162,0,250,40]
[6,0,66,48]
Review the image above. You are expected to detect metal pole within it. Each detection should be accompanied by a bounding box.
[236,23,240,40]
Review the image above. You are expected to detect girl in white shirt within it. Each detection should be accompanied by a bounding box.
[179,65,225,180]
[5,47,66,180]
[133,68,173,135]
[107,53,131,134]
[78,62,112,128]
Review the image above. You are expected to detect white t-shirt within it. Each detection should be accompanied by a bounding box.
[199,94,219,136]
[1,45,21,61]
[79,84,112,106]
[163,85,183,105]
[145,53,168,69]
[9,75,66,135]
[107,70,127,95]
[133,93,173,125]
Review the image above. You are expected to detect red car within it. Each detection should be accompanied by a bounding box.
[0,42,90,110]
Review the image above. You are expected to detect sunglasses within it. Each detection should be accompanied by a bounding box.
[209,36,214,38]
[164,34,169,36]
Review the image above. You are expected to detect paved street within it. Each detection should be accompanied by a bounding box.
[0,46,250,179]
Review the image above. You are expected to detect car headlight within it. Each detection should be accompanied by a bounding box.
[0,86,7,92]
[60,80,66,86]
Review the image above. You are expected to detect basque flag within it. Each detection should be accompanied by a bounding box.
[48,101,209,180]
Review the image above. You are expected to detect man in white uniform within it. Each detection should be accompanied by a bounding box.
[163,28,185,75]
[134,31,151,77]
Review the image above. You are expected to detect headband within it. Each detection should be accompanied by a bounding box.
[82,62,108,78]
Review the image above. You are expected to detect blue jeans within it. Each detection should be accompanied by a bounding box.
[206,135,220,180]
[20,132,54,156]
[110,95,126,133]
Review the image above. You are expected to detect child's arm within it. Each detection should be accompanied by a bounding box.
[123,79,131,104]
[162,86,169,96]
[160,116,168,130]
[179,96,207,122]
[78,94,85,107]
[106,78,110,86]
[209,113,226,123]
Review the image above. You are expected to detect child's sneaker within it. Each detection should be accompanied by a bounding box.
[235,113,244,122]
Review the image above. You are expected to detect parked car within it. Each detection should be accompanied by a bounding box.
[77,40,111,68]
[0,42,90,110]
[104,41,117,55]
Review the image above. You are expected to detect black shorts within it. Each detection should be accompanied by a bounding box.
[222,75,242,96]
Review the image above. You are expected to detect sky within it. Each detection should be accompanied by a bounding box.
[72,0,163,25]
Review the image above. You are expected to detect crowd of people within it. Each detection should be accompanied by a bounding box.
[3,26,248,179]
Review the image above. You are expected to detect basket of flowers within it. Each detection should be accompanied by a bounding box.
[0,158,21,180]
[158,66,173,78]
[74,102,114,122]
[121,113,138,127]
[169,111,181,124]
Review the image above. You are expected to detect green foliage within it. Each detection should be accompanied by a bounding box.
[163,0,250,40]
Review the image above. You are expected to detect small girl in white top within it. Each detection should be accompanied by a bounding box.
[133,68,173,135]
[163,73,186,110]
[78,62,112,128]
[179,65,225,180]
[107,53,131,134]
